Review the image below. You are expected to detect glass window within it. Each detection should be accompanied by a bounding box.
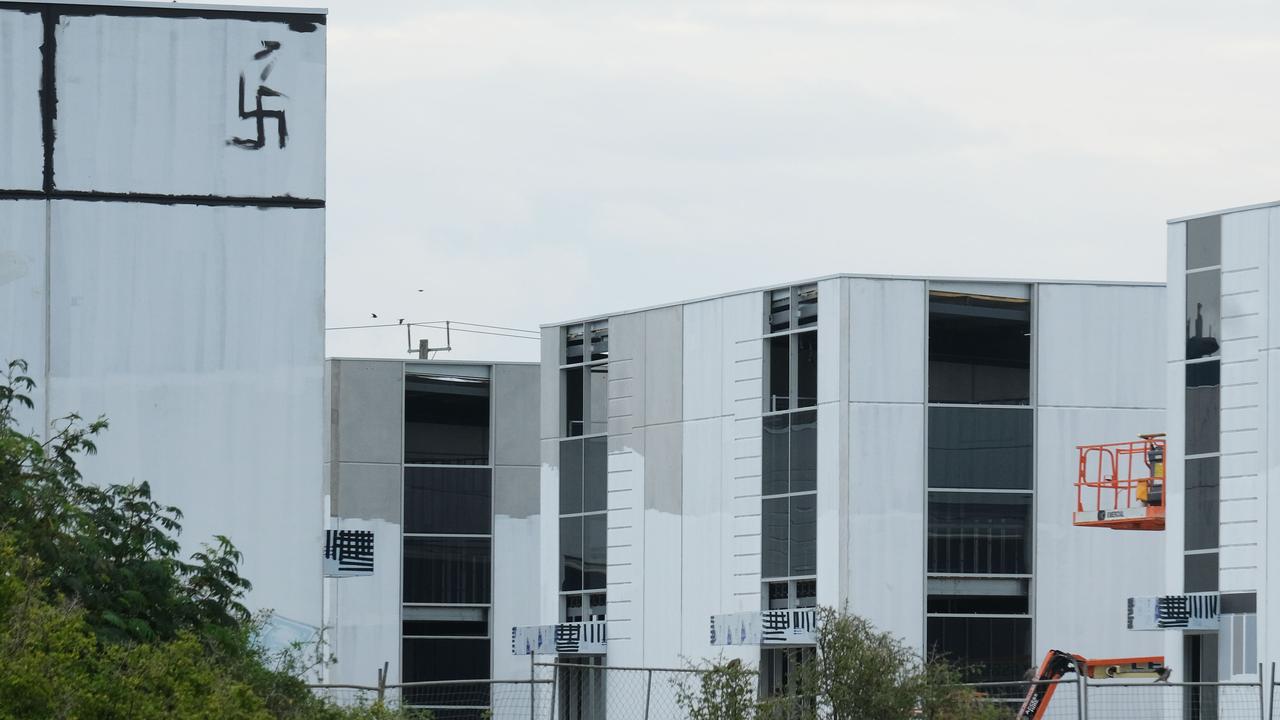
[928,292,1031,405]
[564,367,584,437]
[405,374,490,465]
[928,408,1032,490]
[584,437,608,513]
[559,440,584,515]
[1186,215,1222,272]
[797,331,818,408]
[796,579,817,607]
[767,335,790,412]
[763,415,790,496]
[790,411,817,493]
[796,284,818,328]
[789,494,817,576]
[402,638,491,703]
[404,467,491,535]
[403,619,489,637]
[1185,457,1219,552]
[1186,271,1221,360]
[926,594,1029,614]
[1185,552,1218,593]
[588,320,609,361]
[762,498,789,579]
[926,616,1031,682]
[560,516,583,592]
[927,493,1031,575]
[565,324,585,364]
[403,537,491,604]
[1186,362,1220,456]
[769,288,792,333]
[587,365,608,435]
[588,593,607,620]
[584,514,607,591]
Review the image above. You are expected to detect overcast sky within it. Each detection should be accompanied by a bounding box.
[217,0,1280,362]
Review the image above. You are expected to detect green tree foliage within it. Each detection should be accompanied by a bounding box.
[0,360,425,719]
[675,657,763,720]
[676,607,1005,720]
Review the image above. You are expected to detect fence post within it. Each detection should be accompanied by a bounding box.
[1076,670,1088,720]
[530,653,537,720]
[550,662,558,720]
[643,669,653,720]
[377,661,388,704]
[1269,662,1276,720]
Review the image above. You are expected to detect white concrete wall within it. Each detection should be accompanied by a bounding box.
[1035,283,1166,662]
[0,10,42,190]
[0,6,327,634]
[54,14,325,198]
[846,277,927,652]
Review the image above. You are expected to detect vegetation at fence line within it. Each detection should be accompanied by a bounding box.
[675,657,762,720]
[675,607,1004,720]
[0,360,423,719]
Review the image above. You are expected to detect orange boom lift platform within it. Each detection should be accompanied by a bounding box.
[1073,433,1165,531]
[1017,650,1169,719]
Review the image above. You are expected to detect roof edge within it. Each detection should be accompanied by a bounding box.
[541,272,1165,328]
[0,1,327,16]
[1168,199,1280,224]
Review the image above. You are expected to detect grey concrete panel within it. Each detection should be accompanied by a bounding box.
[333,360,404,465]
[493,364,540,467]
[643,422,683,514]
[334,462,401,524]
[540,330,560,440]
[610,312,647,449]
[494,465,540,519]
[644,306,683,426]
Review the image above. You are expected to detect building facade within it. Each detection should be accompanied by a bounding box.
[323,359,542,717]
[0,1,326,631]
[536,275,1168,700]
[1164,201,1280,684]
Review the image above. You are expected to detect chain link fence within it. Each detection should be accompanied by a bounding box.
[312,664,1280,719]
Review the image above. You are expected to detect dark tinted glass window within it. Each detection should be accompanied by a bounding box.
[762,498,789,579]
[402,637,490,684]
[796,285,818,328]
[928,293,1031,405]
[763,415,789,496]
[928,408,1032,490]
[769,289,791,333]
[1186,271,1221,360]
[564,367,584,437]
[583,514,607,590]
[926,617,1031,682]
[588,320,609,361]
[403,537,491,604]
[560,439,583,515]
[928,493,1031,575]
[1186,362,1220,456]
[927,594,1029,614]
[789,494,817,576]
[405,375,490,465]
[404,467,491,535]
[1185,457,1219,551]
[767,335,790,412]
[797,331,818,408]
[565,324,585,363]
[560,516,583,592]
[403,620,488,637]
[1185,552,1218,593]
[584,437,608,513]
[1186,216,1222,272]
[790,411,817,494]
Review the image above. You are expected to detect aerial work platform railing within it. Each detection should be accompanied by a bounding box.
[1074,433,1165,531]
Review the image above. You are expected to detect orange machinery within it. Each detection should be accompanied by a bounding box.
[1017,650,1168,719]
[1074,433,1165,531]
